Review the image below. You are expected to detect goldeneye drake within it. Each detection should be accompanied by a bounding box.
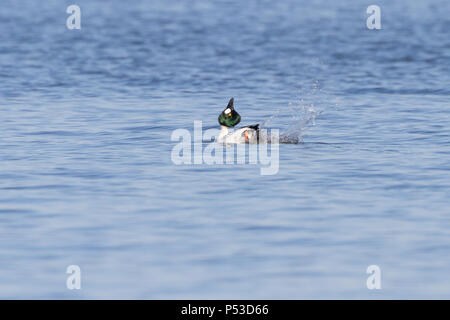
[216,98,260,144]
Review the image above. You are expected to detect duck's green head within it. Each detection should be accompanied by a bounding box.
[218,98,241,128]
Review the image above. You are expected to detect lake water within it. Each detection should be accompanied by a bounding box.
[1,0,449,299]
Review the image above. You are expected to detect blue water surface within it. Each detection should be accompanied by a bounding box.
[0,0,449,298]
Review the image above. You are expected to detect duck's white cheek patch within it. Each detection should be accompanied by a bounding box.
[224,108,231,114]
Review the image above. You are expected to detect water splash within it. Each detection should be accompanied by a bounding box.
[261,81,324,144]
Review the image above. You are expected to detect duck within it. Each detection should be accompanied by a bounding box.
[216,98,260,144]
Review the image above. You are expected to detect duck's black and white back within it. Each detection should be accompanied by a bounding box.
[216,98,260,144]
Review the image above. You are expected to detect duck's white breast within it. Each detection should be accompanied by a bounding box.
[217,127,258,144]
